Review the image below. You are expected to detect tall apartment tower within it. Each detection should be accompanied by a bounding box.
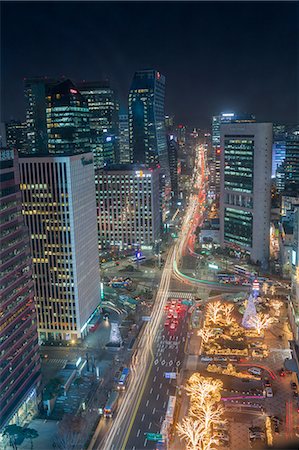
[19,152,100,342]
[212,112,256,197]
[128,70,169,176]
[0,149,41,429]
[119,112,130,164]
[220,123,272,265]
[96,165,161,251]
[77,81,119,167]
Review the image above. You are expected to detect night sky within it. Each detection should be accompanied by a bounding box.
[1,1,298,128]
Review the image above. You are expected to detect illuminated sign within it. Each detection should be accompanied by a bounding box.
[222,113,234,117]
[106,136,112,142]
[135,170,144,177]
[70,88,78,94]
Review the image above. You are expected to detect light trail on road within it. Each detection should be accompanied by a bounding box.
[92,144,248,449]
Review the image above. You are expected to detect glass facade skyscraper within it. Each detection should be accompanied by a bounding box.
[119,113,130,164]
[284,126,299,195]
[128,70,169,177]
[220,123,272,265]
[212,112,256,196]
[77,81,119,167]
[0,149,41,430]
[46,80,91,155]
[24,77,54,154]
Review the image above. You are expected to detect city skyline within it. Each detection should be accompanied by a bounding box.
[2,1,298,127]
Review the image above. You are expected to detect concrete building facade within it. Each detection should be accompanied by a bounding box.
[19,152,100,342]
[220,123,272,265]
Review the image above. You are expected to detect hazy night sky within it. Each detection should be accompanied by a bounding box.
[1,1,298,128]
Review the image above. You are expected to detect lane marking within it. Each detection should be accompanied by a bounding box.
[121,348,154,450]
[143,438,147,447]
[137,429,140,437]
[150,387,153,394]
[159,383,162,389]
[156,393,160,400]
[149,422,152,429]
[152,407,156,414]
[153,376,156,382]
[163,401,166,408]
[146,399,149,407]
[117,428,121,435]
[141,414,145,422]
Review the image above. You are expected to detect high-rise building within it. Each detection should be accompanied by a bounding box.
[220,123,272,265]
[119,112,130,164]
[77,81,119,167]
[5,121,27,153]
[212,112,256,196]
[24,77,54,154]
[166,134,178,203]
[96,165,161,251]
[46,79,91,155]
[19,152,100,342]
[284,126,299,195]
[289,207,299,340]
[0,149,41,430]
[272,124,286,177]
[128,70,169,176]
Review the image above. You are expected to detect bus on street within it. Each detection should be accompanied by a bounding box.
[104,391,119,418]
[117,367,130,390]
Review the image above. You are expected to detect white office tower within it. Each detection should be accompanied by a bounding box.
[19,152,100,342]
[220,123,272,265]
[96,165,161,251]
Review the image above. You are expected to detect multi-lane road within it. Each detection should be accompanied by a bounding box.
[89,144,248,450]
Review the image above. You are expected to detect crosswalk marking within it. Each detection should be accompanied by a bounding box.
[168,291,194,299]
[46,358,68,365]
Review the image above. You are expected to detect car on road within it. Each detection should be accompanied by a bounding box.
[248,367,262,376]
[215,431,229,442]
[264,387,273,398]
[291,382,297,390]
[214,356,227,362]
[263,378,271,387]
[165,320,170,326]
[170,322,176,331]
[201,356,213,362]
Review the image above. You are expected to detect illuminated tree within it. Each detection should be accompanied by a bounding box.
[206,301,222,324]
[222,303,234,325]
[198,327,215,343]
[177,417,218,450]
[186,374,223,407]
[248,313,276,335]
[270,285,276,296]
[271,299,283,316]
[262,282,269,295]
[197,403,225,430]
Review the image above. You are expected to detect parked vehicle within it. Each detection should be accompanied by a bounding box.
[248,367,262,376]
[201,356,213,362]
[264,387,273,398]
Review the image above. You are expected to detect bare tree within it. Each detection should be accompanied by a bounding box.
[54,415,87,450]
